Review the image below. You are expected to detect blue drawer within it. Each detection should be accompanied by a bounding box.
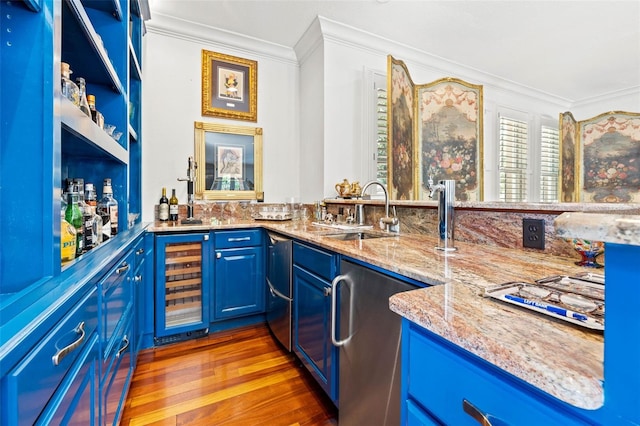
[100,251,134,358]
[214,229,262,249]
[293,241,338,282]
[2,286,98,426]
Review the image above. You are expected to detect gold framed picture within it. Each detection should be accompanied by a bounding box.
[194,121,263,201]
[201,50,257,122]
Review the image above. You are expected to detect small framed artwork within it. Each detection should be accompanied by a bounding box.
[202,50,257,122]
[194,121,263,200]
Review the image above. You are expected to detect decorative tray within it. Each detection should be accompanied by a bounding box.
[485,274,604,331]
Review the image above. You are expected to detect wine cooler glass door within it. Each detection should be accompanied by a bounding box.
[156,233,211,337]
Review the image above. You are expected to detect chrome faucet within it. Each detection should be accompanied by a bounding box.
[360,180,399,233]
[427,176,456,252]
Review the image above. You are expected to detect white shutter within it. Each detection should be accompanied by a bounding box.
[499,115,528,202]
[539,125,560,202]
[376,88,388,185]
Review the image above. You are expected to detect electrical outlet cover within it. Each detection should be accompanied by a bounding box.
[523,218,545,249]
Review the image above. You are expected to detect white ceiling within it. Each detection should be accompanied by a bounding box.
[149,0,640,103]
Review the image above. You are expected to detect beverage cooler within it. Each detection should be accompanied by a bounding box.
[155,233,211,344]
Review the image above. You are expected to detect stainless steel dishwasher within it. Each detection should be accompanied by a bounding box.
[266,232,293,351]
[331,259,418,426]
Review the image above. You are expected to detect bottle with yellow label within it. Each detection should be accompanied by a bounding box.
[61,218,77,263]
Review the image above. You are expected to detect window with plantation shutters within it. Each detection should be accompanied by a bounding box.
[499,115,528,202]
[376,87,388,185]
[539,125,560,202]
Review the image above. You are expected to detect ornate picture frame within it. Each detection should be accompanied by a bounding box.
[559,111,579,202]
[387,55,415,200]
[578,111,640,203]
[194,121,263,200]
[415,77,483,201]
[201,50,257,122]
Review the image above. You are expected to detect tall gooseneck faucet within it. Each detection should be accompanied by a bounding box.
[427,176,456,252]
[177,156,202,224]
[361,180,399,233]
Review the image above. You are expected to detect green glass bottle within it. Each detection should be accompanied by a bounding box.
[65,190,84,256]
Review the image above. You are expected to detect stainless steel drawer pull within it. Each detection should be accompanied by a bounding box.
[463,399,493,426]
[52,321,85,366]
[136,248,144,255]
[116,262,130,274]
[117,335,130,358]
[228,236,251,242]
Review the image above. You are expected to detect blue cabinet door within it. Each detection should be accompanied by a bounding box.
[155,233,211,337]
[293,265,337,402]
[213,246,265,320]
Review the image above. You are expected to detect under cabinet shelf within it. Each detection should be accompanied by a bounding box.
[62,0,125,94]
[61,97,128,164]
[81,0,123,21]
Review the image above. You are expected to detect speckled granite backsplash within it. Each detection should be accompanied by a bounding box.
[323,200,640,262]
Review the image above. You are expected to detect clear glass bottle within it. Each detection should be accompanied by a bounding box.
[61,62,79,106]
[84,182,103,248]
[97,178,118,241]
[75,77,91,117]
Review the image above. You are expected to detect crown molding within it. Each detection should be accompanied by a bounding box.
[146,12,298,65]
[314,16,573,108]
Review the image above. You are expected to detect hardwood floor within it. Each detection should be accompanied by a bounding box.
[120,325,338,426]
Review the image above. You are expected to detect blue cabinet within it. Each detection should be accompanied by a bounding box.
[213,230,265,320]
[154,232,212,340]
[401,319,595,426]
[0,0,148,293]
[292,241,339,404]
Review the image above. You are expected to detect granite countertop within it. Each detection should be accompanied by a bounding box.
[147,217,606,410]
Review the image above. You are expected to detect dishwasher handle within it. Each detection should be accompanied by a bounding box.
[266,277,292,302]
[331,274,352,347]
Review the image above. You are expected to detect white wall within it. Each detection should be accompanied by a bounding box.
[141,14,300,221]
[142,14,639,218]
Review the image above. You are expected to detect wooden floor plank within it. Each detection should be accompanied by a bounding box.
[121,324,337,425]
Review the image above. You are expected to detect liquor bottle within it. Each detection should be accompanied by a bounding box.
[84,182,103,248]
[60,62,79,106]
[75,77,91,117]
[87,94,104,129]
[159,187,169,221]
[97,178,118,241]
[169,188,179,222]
[65,189,84,256]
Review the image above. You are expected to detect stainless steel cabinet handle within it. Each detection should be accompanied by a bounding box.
[216,252,222,259]
[116,262,130,274]
[117,335,130,358]
[136,248,144,255]
[331,274,351,347]
[323,287,331,297]
[134,275,142,282]
[52,321,85,366]
[463,399,493,426]
[228,236,251,242]
[204,234,209,241]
